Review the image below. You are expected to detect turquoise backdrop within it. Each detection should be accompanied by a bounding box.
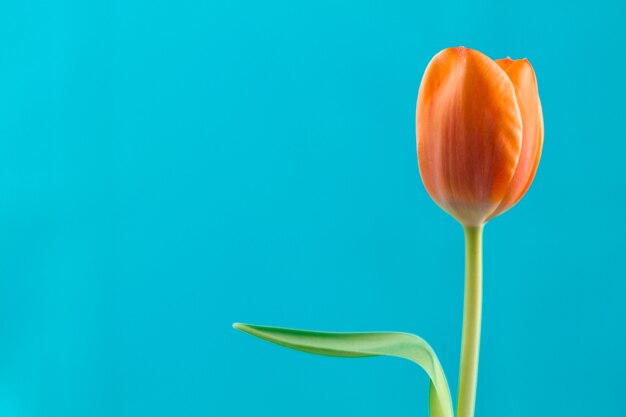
[0,1,624,416]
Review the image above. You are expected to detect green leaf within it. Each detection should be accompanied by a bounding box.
[233,323,453,417]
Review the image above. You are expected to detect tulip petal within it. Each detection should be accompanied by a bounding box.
[416,47,523,225]
[488,59,543,220]
[495,57,515,72]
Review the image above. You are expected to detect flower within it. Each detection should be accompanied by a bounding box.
[416,47,543,226]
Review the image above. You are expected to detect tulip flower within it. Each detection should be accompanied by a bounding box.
[416,46,543,417]
[234,46,543,417]
[416,47,543,227]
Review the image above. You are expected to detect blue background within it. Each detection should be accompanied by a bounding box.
[0,1,624,416]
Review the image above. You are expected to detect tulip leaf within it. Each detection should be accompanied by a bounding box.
[233,323,453,417]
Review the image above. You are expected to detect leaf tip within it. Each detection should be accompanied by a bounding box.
[233,322,252,332]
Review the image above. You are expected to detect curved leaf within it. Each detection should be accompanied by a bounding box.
[233,323,453,417]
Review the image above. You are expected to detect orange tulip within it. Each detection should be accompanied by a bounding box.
[416,47,543,226]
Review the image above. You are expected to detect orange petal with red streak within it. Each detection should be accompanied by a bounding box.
[488,58,543,220]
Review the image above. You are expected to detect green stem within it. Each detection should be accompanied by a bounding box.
[456,225,483,417]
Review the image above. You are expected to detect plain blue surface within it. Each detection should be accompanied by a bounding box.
[0,1,624,416]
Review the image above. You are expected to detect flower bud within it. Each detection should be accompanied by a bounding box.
[416,47,543,226]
